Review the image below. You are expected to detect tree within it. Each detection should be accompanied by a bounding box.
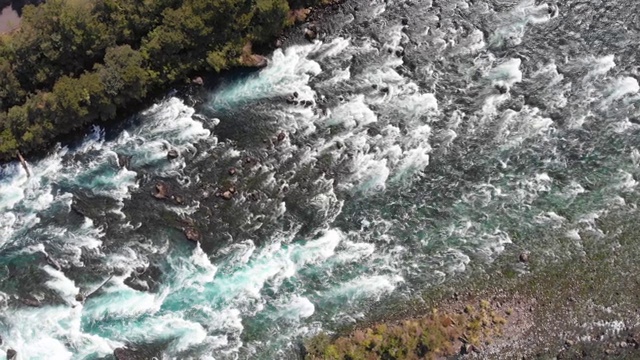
[97,45,151,105]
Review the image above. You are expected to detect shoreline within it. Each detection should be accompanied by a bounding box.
[304,207,640,358]
[0,0,343,168]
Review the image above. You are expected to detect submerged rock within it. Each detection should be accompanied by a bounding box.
[113,345,164,360]
[153,182,169,199]
[277,132,286,142]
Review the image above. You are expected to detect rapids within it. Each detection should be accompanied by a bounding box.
[2,0,640,358]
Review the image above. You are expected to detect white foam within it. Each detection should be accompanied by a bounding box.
[43,266,80,304]
[489,58,523,87]
[490,0,555,47]
[603,77,639,105]
[326,95,378,129]
[326,274,403,303]
[278,296,315,320]
[585,54,616,78]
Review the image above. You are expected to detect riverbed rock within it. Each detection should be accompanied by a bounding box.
[460,343,479,355]
[244,54,268,68]
[6,349,17,360]
[167,149,179,159]
[114,347,136,360]
[174,195,184,205]
[184,227,201,242]
[565,339,574,347]
[277,132,286,142]
[519,252,530,263]
[153,182,169,199]
[229,167,237,176]
[75,293,85,303]
[192,76,204,86]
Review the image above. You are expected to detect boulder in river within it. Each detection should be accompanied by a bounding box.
[153,182,169,199]
[117,154,132,169]
[244,54,269,68]
[228,167,237,176]
[221,191,233,200]
[167,149,179,160]
[6,349,17,360]
[277,132,286,142]
[45,253,62,271]
[519,252,530,263]
[304,27,317,41]
[21,296,41,307]
[184,227,201,242]
[495,84,508,94]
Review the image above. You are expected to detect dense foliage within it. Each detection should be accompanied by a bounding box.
[0,0,322,160]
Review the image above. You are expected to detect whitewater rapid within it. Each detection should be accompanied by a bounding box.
[2,0,640,358]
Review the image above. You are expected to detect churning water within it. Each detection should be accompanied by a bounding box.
[2,0,640,358]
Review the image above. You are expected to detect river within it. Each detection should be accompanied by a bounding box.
[2,0,640,358]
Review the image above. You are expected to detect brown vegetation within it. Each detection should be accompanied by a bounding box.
[305,300,508,360]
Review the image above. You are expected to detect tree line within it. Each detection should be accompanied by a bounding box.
[0,0,323,160]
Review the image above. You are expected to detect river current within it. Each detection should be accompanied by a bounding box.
[2,0,640,358]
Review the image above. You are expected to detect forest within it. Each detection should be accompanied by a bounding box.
[0,0,322,160]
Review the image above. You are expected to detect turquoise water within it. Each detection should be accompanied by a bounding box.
[2,0,640,358]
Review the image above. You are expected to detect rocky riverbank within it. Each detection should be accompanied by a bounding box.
[304,207,640,359]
